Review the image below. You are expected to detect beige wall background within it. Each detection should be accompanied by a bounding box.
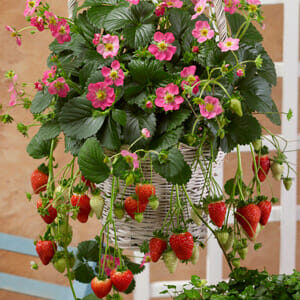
[0,2,299,300]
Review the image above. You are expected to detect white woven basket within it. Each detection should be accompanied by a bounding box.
[68,0,227,249]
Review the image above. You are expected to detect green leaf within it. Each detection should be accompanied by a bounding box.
[74,261,95,283]
[124,278,136,294]
[30,90,53,114]
[80,0,119,9]
[75,11,96,40]
[26,135,54,159]
[59,96,106,139]
[124,23,155,48]
[224,178,239,196]
[152,148,192,185]
[78,137,110,183]
[127,91,147,109]
[65,136,84,156]
[151,127,183,152]
[168,9,192,39]
[97,117,121,151]
[49,33,86,55]
[191,275,203,288]
[112,156,130,177]
[227,13,263,44]
[82,294,99,300]
[112,109,127,126]
[104,6,133,31]
[87,5,117,28]
[79,62,98,87]
[36,120,60,140]
[77,240,99,262]
[126,261,145,275]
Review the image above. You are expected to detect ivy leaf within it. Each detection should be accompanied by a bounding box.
[97,117,121,151]
[152,147,192,185]
[78,137,110,183]
[77,240,99,262]
[112,109,127,126]
[36,120,61,140]
[26,135,54,159]
[124,23,155,48]
[30,90,53,114]
[65,136,84,156]
[74,261,95,283]
[151,127,183,152]
[59,96,106,139]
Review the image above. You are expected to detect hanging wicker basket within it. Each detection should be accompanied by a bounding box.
[68,0,228,250]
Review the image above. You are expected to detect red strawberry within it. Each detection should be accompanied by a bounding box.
[37,199,57,224]
[149,237,167,262]
[169,232,194,260]
[91,277,112,298]
[124,196,147,219]
[235,204,261,239]
[258,200,272,226]
[81,175,96,189]
[252,155,270,182]
[110,269,133,292]
[208,202,226,228]
[31,169,48,194]
[36,240,56,265]
[135,184,155,204]
[71,194,91,214]
[77,211,89,223]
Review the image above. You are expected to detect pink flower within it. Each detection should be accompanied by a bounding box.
[5,26,21,46]
[247,0,261,4]
[141,128,151,139]
[140,253,151,268]
[45,11,58,33]
[155,3,167,17]
[126,0,140,4]
[34,81,43,91]
[30,16,44,32]
[180,65,200,94]
[199,96,223,119]
[146,101,153,109]
[52,19,71,44]
[155,83,184,111]
[97,34,119,59]
[224,0,240,14]
[101,255,120,277]
[148,32,176,61]
[42,66,57,86]
[86,82,115,110]
[163,0,183,8]
[192,0,207,20]
[236,68,245,77]
[101,60,124,86]
[218,38,239,52]
[192,46,199,53]
[121,150,139,169]
[8,74,18,106]
[24,0,41,16]
[93,33,101,46]
[48,77,70,98]
[192,21,214,43]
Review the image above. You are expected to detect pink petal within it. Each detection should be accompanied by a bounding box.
[101,66,111,77]
[153,31,164,42]
[167,83,179,95]
[111,60,120,70]
[164,32,175,44]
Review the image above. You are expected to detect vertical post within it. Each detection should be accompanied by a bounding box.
[206,166,224,284]
[280,1,299,274]
[133,251,151,300]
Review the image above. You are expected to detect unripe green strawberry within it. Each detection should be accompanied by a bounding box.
[216,231,229,246]
[232,258,240,268]
[114,204,125,219]
[68,253,75,268]
[271,162,284,181]
[149,199,159,210]
[283,177,293,191]
[238,247,248,260]
[125,173,135,186]
[163,250,178,274]
[223,230,234,251]
[90,194,105,219]
[135,212,144,223]
[253,139,262,151]
[54,258,66,273]
[190,207,202,226]
[190,244,200,265]
[51,222,73,247]
[230,99,243,117]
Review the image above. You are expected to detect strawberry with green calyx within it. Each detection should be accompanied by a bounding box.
[215,229,229,246]
[37,198,57,224]
[71,184,91,223]
[223,228,234,251]
[163,249,178,274]
[271,161,284,181]
[230,98,243,117]
[208,201,226,228]
[149,195,159,210]
[257,200,272,226]
[169,231,194,260]
[252,147,270,182]
[31,164,49,194]
[125,173,135,186]
[134,212,144,223]
[149,232,168,262]
[81,175,96,190]
[283,177,293,191]
[238,247,248,260]
[235,204,261,240]
[252,139,262,152]
[190,244,200,265]
[110,268,133,292]
[135,183,156,205]
[232,257,240,268]
[124,196,147,220]
[91,276,112,299]
[51,221,73,247]
[190,206,203,226]
[90,189,105,219]
[36,240,57,265]
[53,257,66,273]
[114,203,125,219]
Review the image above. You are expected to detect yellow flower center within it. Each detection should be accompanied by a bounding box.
[226,41,233,47]
[227,0,233,7]
[158,42,167,51]
[146,256,151,263]
[165,93,174,103]
[29,1,36,8]
[105,43,113,51]
[106,260,115,269]
[167,1,173,5]
[110,70,118,80]
[201,28,208,36]
[187,75,196,84]
[206,103,214,112]
[96,90,107,101]
[125,156,133,164]
[54,81,64,90]
[197,5,204,12]
[49,17,57,25]
[59,26,66,35]
[11,32,17,37]
[249,4,257,12]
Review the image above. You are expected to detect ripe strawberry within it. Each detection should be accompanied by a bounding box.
[110,269,133,292]
[31,169,48,194]
[235,204,261,239]
[124,196,147,220]
[135,183,155,204]
[163,250,178,274]
[77,211,89,223]
[169,232,194,260]
[91,277,112,299]
[37,199,57,224]
[149,237,167,262]
[258,200,272,226]
[271,162,284,181]
[36,240,56,265]
[252,155,270,182]
[90,193,105,219]
[208,202,226,228]
[71,193,91,223]
[81,175,96,189]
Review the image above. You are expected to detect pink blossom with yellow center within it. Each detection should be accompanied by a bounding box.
[48,77,70,98]
[30,16,44,32]
[180,65,200,94]
[140,253,152,268]
[218,37,239,52]
[192,21,214,43]
[24,0,41,17]
[224,0,240,14]
[97,34,119,59]
[45,11,58,33]
[121,150,139,169]
[199,96,223,119]
[42,66,57,86]
[236,68,245,77]
[155,83,184,111]
[52,19,71,44]
[101,255,120,277]
[163,0,183,8]
[101,60,125,86]
[192,0,207,20]
[86,82,115,110]
[141,128,151,139]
